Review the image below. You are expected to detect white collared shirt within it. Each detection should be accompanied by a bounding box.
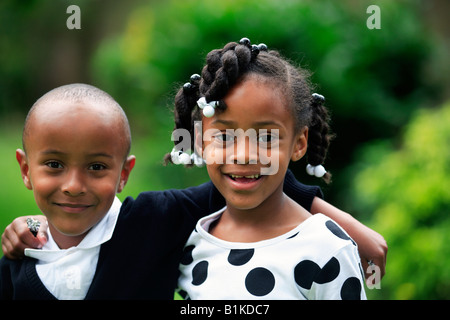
[25,197,121,300]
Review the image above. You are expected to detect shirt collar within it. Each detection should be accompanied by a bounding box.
[25,197,121,262]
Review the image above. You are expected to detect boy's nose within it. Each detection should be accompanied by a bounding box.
[61,169,86,196]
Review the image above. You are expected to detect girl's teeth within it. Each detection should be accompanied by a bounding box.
[230,174,260,179]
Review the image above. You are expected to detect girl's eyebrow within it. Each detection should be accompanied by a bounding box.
[211,119,237,126]
[212,119,283,128]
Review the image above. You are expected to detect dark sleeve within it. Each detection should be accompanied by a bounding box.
[118,181,224,243]
[122,170,322,225]
[0,257,13,300]
[283,169,323,211]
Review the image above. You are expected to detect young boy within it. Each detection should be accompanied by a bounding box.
[0,83,333,299]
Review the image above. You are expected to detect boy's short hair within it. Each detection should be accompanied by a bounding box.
[23,83,131,158]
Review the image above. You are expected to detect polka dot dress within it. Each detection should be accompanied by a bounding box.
[178,208,367,300]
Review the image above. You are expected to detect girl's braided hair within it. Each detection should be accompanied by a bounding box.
[164,38,334,183]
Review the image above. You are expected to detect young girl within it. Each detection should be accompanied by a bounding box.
[167,38,366,299]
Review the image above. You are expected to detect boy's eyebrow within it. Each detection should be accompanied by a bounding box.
[40,149,114,158]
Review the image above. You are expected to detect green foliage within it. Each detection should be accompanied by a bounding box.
[0,0,448,300]
[350,102,450,299]
[90,0,438,205]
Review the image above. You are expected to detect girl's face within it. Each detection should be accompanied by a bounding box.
[200,77,308,211]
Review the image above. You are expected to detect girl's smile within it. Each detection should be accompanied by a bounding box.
[224,170,264,191]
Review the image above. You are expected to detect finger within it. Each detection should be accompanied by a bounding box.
[18,216,46,249]
[373,257,386,279]
[36,230,48,248]
[361,259,369,279]
[1,230,27,259]
[6,217,41,254]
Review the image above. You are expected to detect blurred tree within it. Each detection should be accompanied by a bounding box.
[350,102,450,299]
[90,0,441,201]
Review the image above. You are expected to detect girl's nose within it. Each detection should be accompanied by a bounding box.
[232,133,258,165]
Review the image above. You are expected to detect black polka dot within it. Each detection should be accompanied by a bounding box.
[325,220,351,241]
[340,277,362,300]
[316,257,340,284]
[245,267,275,296]
[294,257,340,289]
[180,245,195,265]
[294,260,319,289]
[228,249,254,266]
[192,260,208,286]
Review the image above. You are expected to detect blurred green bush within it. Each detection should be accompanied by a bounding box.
[350,102,450,299]
[1,0,448,299]
[89,0,441,202]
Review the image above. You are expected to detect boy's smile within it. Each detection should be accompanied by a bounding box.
[17,101,135,248]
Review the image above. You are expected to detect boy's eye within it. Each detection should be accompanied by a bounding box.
[89,163,106,171]
[46,161,63,169]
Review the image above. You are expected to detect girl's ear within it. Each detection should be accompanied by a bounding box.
[291,127,308,162]
[117,155,136,193]
[16,149,33,190]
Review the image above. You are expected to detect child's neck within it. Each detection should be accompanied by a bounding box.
[211,189,311,243]
[49,224,87,249]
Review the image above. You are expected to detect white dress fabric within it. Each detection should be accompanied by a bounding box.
[178,207,367,300]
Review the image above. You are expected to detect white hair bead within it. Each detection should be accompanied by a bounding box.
[202,105,215,117]
[179,152,191,165]
[197,97,218,118]
[306,164,327,178]
[306,164,315,176]
[171,151,181,164]
[313,165,326,178]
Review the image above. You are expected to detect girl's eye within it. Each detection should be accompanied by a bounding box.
[215,132,234,143]
[46,161,63,169]
[259,133,278,144]
[89,164,106,171]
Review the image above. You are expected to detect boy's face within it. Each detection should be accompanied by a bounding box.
[17,101,135,247]
[199,77,307,211]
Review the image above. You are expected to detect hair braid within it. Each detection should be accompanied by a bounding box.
[163,74,200,165]
[166,38,334,182]
[200,41,252,105]
[307,94,334,183]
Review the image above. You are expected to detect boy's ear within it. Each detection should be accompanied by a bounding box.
[16,149,32,190]
[118,155,136,193]
[291,127,308,162]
